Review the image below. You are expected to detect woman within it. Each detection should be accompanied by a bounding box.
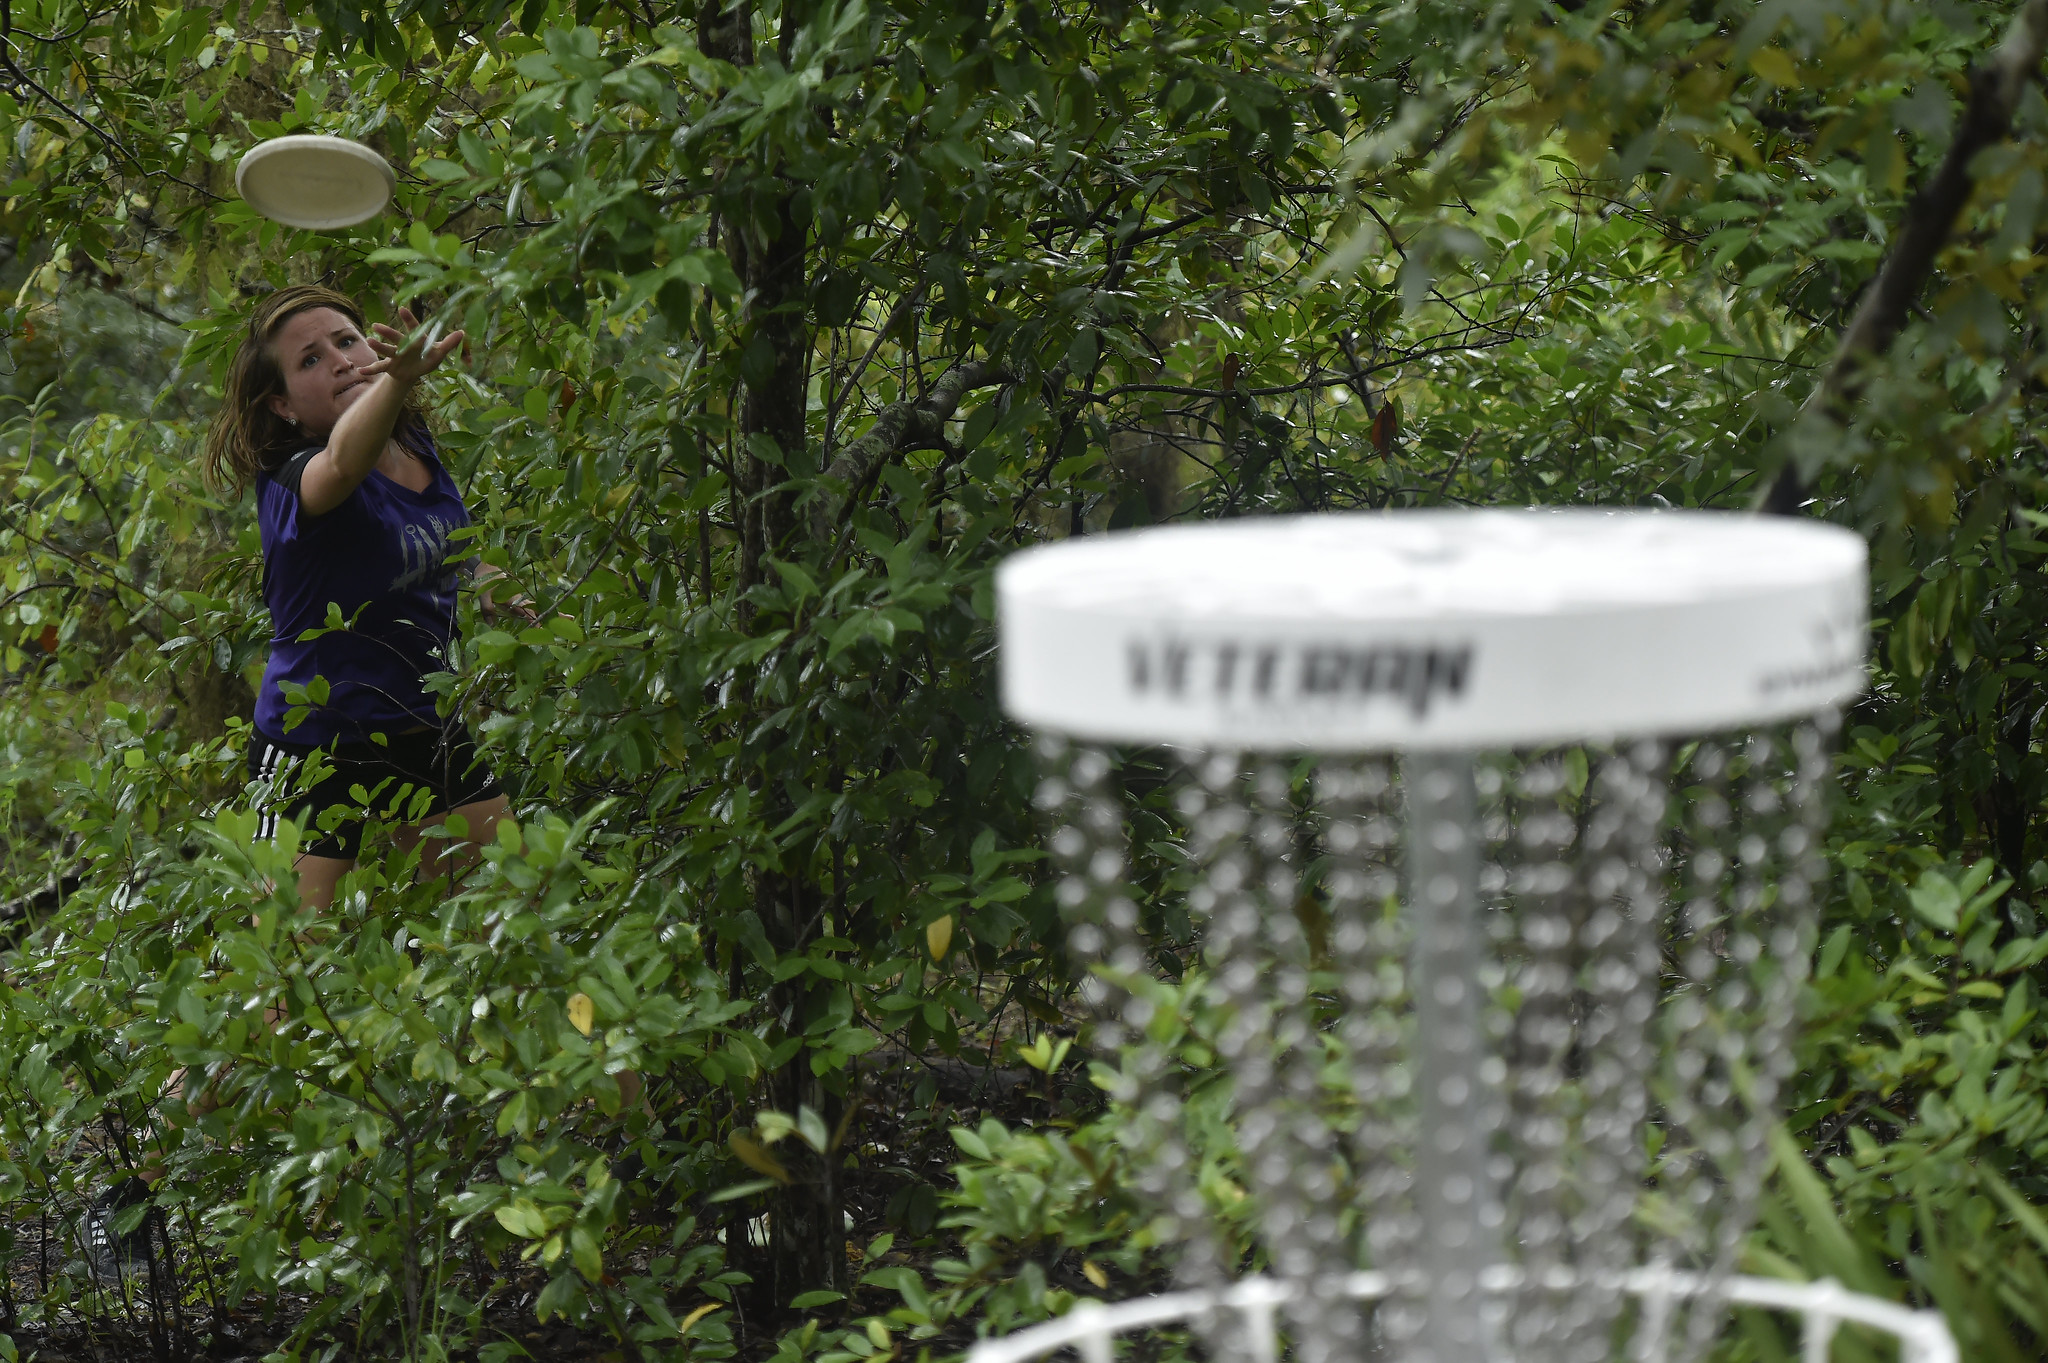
[88,297,519,1278]
[205,284,509,910]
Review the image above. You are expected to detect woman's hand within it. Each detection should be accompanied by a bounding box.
[477,564,541,625]
[295,303,466,517]
[479,588,541,626]
[364,305,465,388]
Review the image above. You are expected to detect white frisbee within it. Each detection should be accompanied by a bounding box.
[997,508,1867,751]
[235,135,395,230]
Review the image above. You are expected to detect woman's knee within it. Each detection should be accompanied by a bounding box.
[291,854,355,912]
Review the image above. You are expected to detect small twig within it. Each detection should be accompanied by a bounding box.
[824,280,929,444]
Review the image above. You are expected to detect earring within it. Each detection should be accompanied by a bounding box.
[286,416,298,425]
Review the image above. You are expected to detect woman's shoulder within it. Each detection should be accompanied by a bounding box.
[258,444,325,492]
[254,445,335,530]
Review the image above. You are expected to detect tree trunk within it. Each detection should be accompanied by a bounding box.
[1763,0,2048,513]
[732,186,809,594]
[1989,678,2035,895]
[699,0,839,1306]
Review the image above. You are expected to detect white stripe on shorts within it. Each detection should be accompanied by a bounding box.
[255,740,294,842]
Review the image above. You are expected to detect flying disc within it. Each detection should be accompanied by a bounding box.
[998,508,1867,750]
[235,135,395,230]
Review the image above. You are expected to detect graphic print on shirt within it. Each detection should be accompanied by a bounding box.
[254,433,476,746]
[393,514,457,593]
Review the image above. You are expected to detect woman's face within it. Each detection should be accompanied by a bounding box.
[264,307,374,437]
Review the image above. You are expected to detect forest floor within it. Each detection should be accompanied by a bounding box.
[2,1045,1098,1363]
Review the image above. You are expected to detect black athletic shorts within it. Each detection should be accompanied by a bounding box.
[246,725,504,860]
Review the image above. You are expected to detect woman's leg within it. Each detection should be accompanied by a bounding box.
[394,793,510,891]
[166,740,359,1149]
[152,853,355,1172]
[391,793,652,1116]
[293,852,356,912]
[252,730,364,914]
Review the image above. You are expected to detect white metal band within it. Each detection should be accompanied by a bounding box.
[965,1269,1956,1363]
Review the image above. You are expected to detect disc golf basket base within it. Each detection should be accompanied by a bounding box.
[978,511,1956,1363]
[968,1269,1958,1363]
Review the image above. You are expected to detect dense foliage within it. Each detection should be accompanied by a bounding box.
[0,0,2046,1360]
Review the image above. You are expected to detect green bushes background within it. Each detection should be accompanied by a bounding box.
[0,0,2045,1359]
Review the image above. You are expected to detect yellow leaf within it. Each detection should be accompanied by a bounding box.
[1748,47,1799,88]
[730,1130,793,1184]
[1082,1260,1109,1289]
[681,1303,724,1332]
[926,914,953,961]
[567,992,595,1036]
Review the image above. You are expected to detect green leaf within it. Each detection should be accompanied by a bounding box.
[770,558,820,601]
[1908,870,1962,932]
[495,1199,552,1239]
[706,1178,780,1204]
[790,1290,846,1309]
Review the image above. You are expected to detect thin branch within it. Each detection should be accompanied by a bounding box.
[1763,0,2048,513]
[811,360,1009,542]
[823,279,928,447]
[0,0,220,199]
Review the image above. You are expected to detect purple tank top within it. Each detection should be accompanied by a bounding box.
[253,433,472,746]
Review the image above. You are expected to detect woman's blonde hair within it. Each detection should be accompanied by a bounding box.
[203,285,424,495]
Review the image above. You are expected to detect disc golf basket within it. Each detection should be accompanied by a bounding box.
[977,511,1954,1363]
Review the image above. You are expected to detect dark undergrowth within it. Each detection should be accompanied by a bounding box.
[1,1047,1101,1363]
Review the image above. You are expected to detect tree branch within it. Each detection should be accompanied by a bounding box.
[0,0,218,199]
[1763,0,2048,514]
[809,360,1008,540]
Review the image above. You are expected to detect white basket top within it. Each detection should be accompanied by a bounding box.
[997,508,1866,750]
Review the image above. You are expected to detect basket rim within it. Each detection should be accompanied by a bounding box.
[965,1265,1956,1363]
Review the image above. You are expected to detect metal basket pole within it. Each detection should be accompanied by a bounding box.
[1405,750,1504,1362]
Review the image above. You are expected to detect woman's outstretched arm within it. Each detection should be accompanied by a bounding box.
[297,307,464,516]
